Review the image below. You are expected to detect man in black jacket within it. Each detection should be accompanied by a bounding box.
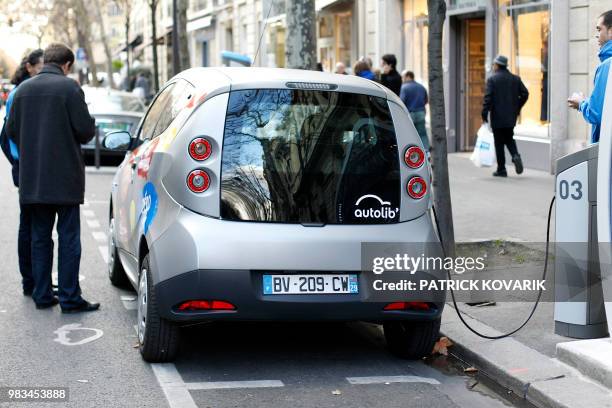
[482,55,529,177]
[7,44,100,313]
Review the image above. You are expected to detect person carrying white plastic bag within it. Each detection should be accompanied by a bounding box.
[470,123,496,167]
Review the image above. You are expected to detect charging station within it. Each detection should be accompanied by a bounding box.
[554,63,612,338]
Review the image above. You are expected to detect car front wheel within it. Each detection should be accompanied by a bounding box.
[108,214,129,287]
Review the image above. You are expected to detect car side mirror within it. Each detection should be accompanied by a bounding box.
[103,130,132,150]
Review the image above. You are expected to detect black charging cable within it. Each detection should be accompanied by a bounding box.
[432,196,556,339]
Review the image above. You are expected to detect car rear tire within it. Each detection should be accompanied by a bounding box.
[383,319,441,359]
[138,255,179,362]
[108,214,129,287]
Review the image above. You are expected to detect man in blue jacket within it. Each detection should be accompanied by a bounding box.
[568,10,612,143]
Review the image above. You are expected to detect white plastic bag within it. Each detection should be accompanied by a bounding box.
[470,124,496,167]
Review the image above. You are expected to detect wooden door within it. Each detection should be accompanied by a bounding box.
[465,19,485,149]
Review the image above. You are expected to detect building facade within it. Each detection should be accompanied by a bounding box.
[127,0,608,172]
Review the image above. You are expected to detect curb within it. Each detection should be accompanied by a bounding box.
[556,338,612,389]
[440,306,612,408]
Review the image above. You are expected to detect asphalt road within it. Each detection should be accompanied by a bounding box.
[0,158,519,408]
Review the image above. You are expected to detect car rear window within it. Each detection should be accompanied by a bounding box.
[220,89,400,224]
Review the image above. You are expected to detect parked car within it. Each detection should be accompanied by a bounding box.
[82,86,145,160]
[103,68,444,362]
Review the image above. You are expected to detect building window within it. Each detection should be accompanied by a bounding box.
[317,8,352,73]
[498,0,550,137]
[266,22,285,68]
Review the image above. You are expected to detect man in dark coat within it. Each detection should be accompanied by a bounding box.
[482,55,529,177]
[380,54,402,96]
[6,43,100,313]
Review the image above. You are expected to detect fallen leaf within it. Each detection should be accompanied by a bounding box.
[464,367,478,374]
[331,390,342,396]
[431,336,453,356]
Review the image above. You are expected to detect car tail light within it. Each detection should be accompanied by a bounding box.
[383,302,431,311]
[187,169,210,193]
[177,300,236,311]
[189,137,212,161]
[407,176,427,199]
[404,146,425,168]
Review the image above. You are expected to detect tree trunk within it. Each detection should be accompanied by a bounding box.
[150,1,160,92]
[178,0,190,71]
[285,0,316,70]
[427,0,455,256]
[92,0,116,88]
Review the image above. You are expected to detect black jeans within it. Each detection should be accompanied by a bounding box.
[493,127,519,172]
[18,204,34,292]
[28,204,85,309]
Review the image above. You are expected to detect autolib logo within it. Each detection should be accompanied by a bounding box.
[354,194,399,220]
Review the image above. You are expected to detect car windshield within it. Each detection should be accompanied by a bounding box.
[220,89,400,224]
[87,93,145,113]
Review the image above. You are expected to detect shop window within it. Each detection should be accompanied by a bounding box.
[266,23,285,68]
[498,0,550,136]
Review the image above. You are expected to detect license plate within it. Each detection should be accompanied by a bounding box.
[263,274,359,295]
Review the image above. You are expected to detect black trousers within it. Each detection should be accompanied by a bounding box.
[493,127,519,172]
[18,204,34,292]
[28,204,85,309]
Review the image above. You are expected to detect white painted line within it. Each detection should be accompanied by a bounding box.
[186,380,285,390]
[151,364,198,408]
[86,219,101,229]
[83,209,96,218]
[53,324,104,346]
[92,231,107,242]
[346,375,441,385]
[98,246,109,264]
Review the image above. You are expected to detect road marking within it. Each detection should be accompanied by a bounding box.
[92,231,107,242]
[86,219,101,229]
[151,364,198,408]
[98,246,109,264]
[83,209,96,218]
[53,324,104,346]
[346,375,441,385]
[186,380,285,390]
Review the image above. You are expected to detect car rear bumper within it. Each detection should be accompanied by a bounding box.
[154,269,445,324]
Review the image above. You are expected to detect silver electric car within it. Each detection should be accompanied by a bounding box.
[103,68,444,362]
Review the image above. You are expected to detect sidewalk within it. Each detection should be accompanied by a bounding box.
[442,153,612,407]
[449,152,554,242]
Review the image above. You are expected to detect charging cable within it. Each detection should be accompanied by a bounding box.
[432,196,556,340]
